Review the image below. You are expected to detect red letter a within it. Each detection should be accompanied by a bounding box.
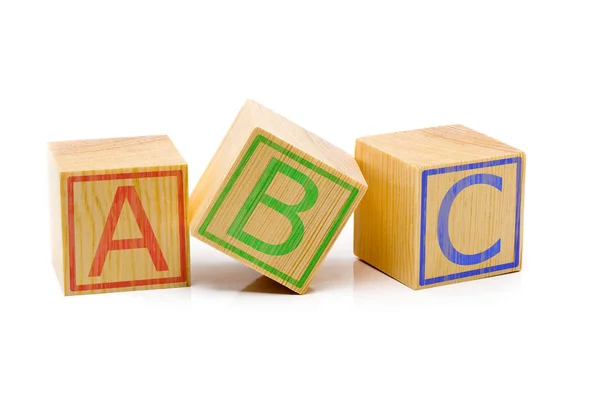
[88,185,169,277]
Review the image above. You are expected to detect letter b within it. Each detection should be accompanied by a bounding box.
[228,158,319,256]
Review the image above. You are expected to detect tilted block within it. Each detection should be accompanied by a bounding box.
[189,100,368,294]
[48,135,190,295]
[354,125,525,289]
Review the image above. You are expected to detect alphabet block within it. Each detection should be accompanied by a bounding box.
[354,125,525,289]
[47,135,190,295]
[189,100,368,294]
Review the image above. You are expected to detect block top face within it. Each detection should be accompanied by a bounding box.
[48,135,185,172]
[357,125,522,167]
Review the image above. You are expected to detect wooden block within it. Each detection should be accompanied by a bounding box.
[354,125,525,289]
[47,135,190,295]
[189,100,368,294]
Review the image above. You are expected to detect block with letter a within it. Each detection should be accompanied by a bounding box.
[354,125,525,289]
[189,100,368,294]
[48,135,190,295]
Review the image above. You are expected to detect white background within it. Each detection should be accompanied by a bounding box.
[1,1,598,399]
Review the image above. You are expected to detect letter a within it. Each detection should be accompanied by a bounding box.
[88,185,169,277]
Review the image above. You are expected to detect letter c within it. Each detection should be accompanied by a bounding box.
[437,173,503,265]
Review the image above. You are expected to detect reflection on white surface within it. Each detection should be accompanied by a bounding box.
[353,259,407,291]
[352,257,529,312]
[241,276,296,295]
[186,239,356,310]
[191,255,262,292]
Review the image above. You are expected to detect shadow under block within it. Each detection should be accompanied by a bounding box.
[189,100,368,294]
[47,135,190,295]
[354,125,525,289]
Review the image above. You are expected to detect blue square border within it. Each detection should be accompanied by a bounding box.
[419,157,523,286]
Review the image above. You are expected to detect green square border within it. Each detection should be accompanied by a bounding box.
[198,133,360,289]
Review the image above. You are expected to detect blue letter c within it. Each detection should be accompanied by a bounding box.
[437,173,503,265]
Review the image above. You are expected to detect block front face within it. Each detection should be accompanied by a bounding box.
[66,169,188,294]
[196,131,361,292]
[420,157,523,286]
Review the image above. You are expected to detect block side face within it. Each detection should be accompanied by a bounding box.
[48,150,67,294]
[64,165,189,295]
[48,135,186,172]
[195,129,365,293]
[247,100,367,186]
[359,125,522,167]
[418,154,524,288]
[354,141,420,289]
[188,101,256,230]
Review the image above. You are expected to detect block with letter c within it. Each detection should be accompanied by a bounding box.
[354,125,525,289]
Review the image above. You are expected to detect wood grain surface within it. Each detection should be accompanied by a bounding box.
[48,136,190,295]
[355,125,525,289]
[189,101,367,294]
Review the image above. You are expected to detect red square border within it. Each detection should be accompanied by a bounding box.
[67,170,187,292]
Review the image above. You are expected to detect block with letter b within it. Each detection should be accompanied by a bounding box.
[354,125,525,289]
[48,136,190,295]
[189,100,368,294]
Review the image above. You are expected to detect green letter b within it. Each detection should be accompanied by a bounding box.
[227,157,319,256]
